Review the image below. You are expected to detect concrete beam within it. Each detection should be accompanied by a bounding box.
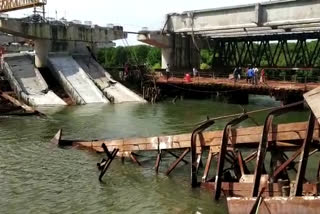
[165,0,320,34]
[137,31,170,48]
[0,17,127,43]
[0,33,26,44]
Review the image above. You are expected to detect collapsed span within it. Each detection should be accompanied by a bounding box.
[3,53,66,106]
[47,54,109,105]
[74,55,146,104]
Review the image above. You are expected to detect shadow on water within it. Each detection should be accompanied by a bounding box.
[0,95,310,213]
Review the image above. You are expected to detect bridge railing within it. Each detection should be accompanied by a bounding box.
[104,66,320,84]
[154,68,320,84]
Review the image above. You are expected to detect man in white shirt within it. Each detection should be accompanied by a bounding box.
[193,67,198,78]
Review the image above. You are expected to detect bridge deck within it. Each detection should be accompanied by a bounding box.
[156,76,320,98]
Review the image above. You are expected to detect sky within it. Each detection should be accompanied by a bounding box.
[8,0,268,45]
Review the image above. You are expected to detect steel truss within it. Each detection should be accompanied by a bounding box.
[208,38,320,68]
[0,0,46,13]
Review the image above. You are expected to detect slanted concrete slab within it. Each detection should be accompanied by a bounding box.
[74,55,146,104]
[3,53,66,106]
[48,54,109,104]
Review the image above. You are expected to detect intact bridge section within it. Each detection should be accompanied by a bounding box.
[138,0,320,71]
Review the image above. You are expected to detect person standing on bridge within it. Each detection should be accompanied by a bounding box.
[253,66,259,85]
[193,67,198,78]
[0,47,4,71]
[246,66,253,84]
[233,67,241,83]
[166,64,170,81]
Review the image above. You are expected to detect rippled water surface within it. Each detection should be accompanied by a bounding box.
[0,96,311,214]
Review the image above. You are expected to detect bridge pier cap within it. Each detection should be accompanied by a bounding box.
[0,17,127,67]
[138,0,320,69]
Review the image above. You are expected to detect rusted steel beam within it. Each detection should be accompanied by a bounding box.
[271,148,302,180]
[191,119,215,187]
[215,114,249,200]
[224,154,235,165]
[196,153,203,173]
[130,152,142,166]
[0,0,46,13]
[155,150,161,173]
[317,160,320,180]
[102,143,113,159]
[226,152,236,162]
[294,113,316,196]
[166,148,190,176]
[244,151,258,163]
[252,101,303,197]
[99,148,119,182]
[165,150,189,164]
[202,152,217,182]
[237,152,249,176]
[252,112,274,197]
[249,187,266,214]
[308,149,318,157]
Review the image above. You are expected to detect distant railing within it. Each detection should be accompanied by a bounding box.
[105,66,320,84]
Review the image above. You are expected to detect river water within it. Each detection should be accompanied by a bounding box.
[0,96,312,214]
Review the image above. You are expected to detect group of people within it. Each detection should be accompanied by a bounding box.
[233,66,266,84]
[165,64,199,81]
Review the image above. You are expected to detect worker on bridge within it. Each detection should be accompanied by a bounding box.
[166,64,170,81]
[246,66,254,84]
[0,46,4,71]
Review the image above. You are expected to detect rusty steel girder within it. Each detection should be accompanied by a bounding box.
[0,0,46,13]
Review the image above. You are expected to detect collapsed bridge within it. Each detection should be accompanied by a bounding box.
[0,16,146,106]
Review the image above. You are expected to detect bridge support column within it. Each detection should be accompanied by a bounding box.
[161,48,173,69]
[34,39,50,68]
[162,35,200,70]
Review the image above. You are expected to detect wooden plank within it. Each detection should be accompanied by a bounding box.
[0,92,35,113]
[58,121,319,155]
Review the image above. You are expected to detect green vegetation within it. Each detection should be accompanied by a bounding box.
[97,45,161,70]
[97,41,320,81]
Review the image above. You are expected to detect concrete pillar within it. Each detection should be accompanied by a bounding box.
[161,34,200,70]
[34,40,50,68]
[161,48,173,69]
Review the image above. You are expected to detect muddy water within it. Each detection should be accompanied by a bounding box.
[0,96,312,214]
